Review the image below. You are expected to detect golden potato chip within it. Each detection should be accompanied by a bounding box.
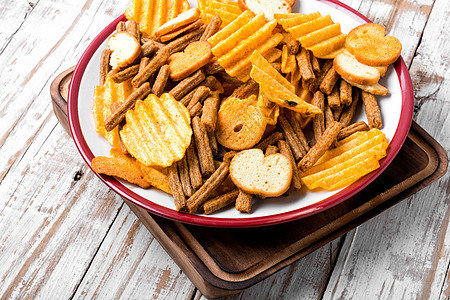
[307,33,346,58]
[199,0,242,28]
[92,77,134,149]
[299,23,341,47]
[120,93,192,167]
[289,15,333,39]
[256,93,279,125]
[125,0,190,35]
[216,95,267,150]
[275,12,322,29]
[281,44,297,74]
[208,10,253,47]
[139,163,171,194]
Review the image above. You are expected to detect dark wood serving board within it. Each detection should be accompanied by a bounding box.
[51,68,448,299]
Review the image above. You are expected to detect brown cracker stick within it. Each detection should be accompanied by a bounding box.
[203,189,239,215]
[278,140,302,189]
[208,130,218,156]
[139,57,149,71]
[311,55,321,75]
[255,131,284,150]
[160,19,204,43]
[126,20,140,41]
[324,103,335,130]
[284,110,310,152]
[111,64,140,83]
[141,40,159,57]
[361,91,382,129]
[333,105,343,121]
[131,46,171,88]
[186,86,210,110]
[265,145,278,155]
[319,65,340,95]
[296,48,316,82]
[186,157,232,213]
[178,156,194,197]
[279,114,306,160]
[337,121,370,140]
[169,69,205,100]
[316,59,333,87]
[312,91,325,141]
[192,116,215,177]
[166,25,205,54]
[204,61,225,75]
[100,49,111,85]
[186,140,203,190]
[116,21,126,32]
[104,82,151,131]
[327,85,341,110]
[339,88,360,127]
[152,64,170,97]
[340,79,352,106]
[229,79,259,99]
[298,121,342,172]
[168,162,186,211]
[189,102,203,118]
[200,14,222,42]
[201,94,220,132]
[235,190,253,213]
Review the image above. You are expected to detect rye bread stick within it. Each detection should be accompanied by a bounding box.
[192,116,215,177]
[141,40,159,57]
[235,190,253,213]
[152,64,170,97]
[186,158,232,213]
[203,189,239,215]
[189,102,203,118]
[284,109,310,152]
[333,105,343,121]
[339,88,360,127]
[100,49,112,85]
[311,55,321,75]
[178,156,194,197]
[296,48,316,82]
[111,64,140,83]
[104,82,151,131]
[255,132,284,150]
[204,60,225,75]
[168,162,186,211]
[340,79,352,106]
[312,91,325,141]
[324,103,335,129]
[126,20,140,41]
[200,14,222,41]
[139,56,149,71]
[201,94,220,132]
[298,121,343,172]
[208,130,218,156]
[116,21,126,32]
[186,86,210,110]
[131,46,171,88]
[160,19,204,43]
[166,25,205,54]
[287,36,300,55]
[169,69,205,100]
[278,140,302,189]
[337,121,370,140]
[229,79,259,99]
[186,140,203,190]
[180,76,220,106]
[319,65,340,95]
[361,91,382,129]
[327,85,341,110]
[265,145,278,155]
[279,114,306,160]
[316,59,333,87]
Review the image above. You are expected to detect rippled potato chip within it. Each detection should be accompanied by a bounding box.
[120,93,192,167]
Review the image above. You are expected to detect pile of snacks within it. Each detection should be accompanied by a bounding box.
[91,0,402,215]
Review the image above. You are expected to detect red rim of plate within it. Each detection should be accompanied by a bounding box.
[68,1,413,228]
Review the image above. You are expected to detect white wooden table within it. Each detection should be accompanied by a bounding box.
[0,0,448,298]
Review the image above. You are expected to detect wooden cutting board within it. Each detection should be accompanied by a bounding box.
[51,68,448,299]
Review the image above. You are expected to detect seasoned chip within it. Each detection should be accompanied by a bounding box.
[256,93,280,125]
[281,44,297,74]
[120,93,192,167]
[199,0,242,28]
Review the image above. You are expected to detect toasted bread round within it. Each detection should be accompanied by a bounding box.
[238,0,293,20]
[346,23,402,66]
[230,149,292,197]
[107,32,141,69]
[333,51,380,86]
[168,41,213,81]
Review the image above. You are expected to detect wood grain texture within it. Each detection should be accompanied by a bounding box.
[0,0,448,299]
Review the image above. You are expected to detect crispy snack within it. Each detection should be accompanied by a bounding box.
[188,101,203,118]
[216,95,267,150]
[281,44,297,74]
[186,157,233,213]
[200,0,242,28]
[180,76,222,106]
[277,140,302,189]
[324,103,335,130]
[296,48,315,82]
[104,82,151,131]
[250,51,322,116]
[337,121,370,141]
[361,91,382,129]
[204,60,225,75]
[265,145,278,155]
[141,40,159,57]
[298,121,342,172]
[209,11,283,82]
[107,32,141,70]
[339,88,360,127]
[152,64,170,97]
[116,21,127,32]
[120,93,192,167]
[127,20,141,41]
[278,114,306,160]
[93,77,134,148]
[186,139,203,190]
[112,64,140,83]
[169,41,213,81]
[139,56,149,70]
[186,86,210,110]
[256,93,280,125]
[333,105,343,121]
[312,91,325,141]
[100,49,112,85]
[192,116,215,177]
[166,25,205,54]
[160,19,204,42]
[168,162,186,211]
[284,109,310,152]
[301,128,388,190]
[131,46,171,88]
[208,130,218,156]
[339,79,352,106]
[235,189,253,213]
[139,163,171,194]
[201,94,220,132]
[319,65,340,95]
[327,84,341,110]
[169,69,205,100]
[203,189,239,214]
[178,156,194,197]
[92,149,150,188]
[200,14,222,41]
[125,0,191,36]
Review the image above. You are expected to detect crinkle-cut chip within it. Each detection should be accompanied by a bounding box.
[120,93,192,167]
[199,0,242,28]
[299,23,341,47]
[281,44,297,74]
[307,33,346,58]
[288,15,333,39]
[275,12,322,29]
[250,61,322,116]
[208,10,254,47]
[92,78,134,149]
[91,149,151,188]
[139,164,172,194]
[125,0,190,35]
[256,93,279,125]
